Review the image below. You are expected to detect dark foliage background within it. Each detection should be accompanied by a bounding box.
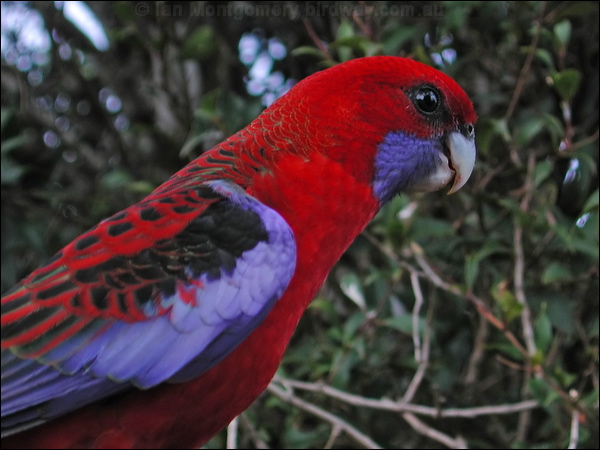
[1,1,598,448]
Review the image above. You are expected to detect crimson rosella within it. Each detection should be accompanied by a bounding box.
[1,56,477,448]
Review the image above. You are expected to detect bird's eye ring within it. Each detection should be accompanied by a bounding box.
[414,88,439,114]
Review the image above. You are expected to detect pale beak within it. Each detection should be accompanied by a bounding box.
[446,129,476,194]
[406,127,476,194]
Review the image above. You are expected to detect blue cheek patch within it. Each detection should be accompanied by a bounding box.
[373,131,443,204]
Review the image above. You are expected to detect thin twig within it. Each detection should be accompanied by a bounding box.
[302,18,334,61]
[411,272,424,362]
[226,416,238,449]
[464,314,489,385]
[515,152,538,358]
[267,382,382,449]
[324,425,342,450]
[361,230,423,276]
[271,375,539,418]
[562,129,600,154]
[568,390,580,449]
[514,152,537,442]
[505,2,546,121]
[402,273,433,403]
[239,413,270,449]
[410,242,593,422]
[402,412,468,449]
[409,243,531,358]
[351,3,373,39]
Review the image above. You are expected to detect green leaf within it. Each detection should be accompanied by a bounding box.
[330,35,372,50]
[554,219,599,260]
[382,26,418,55]
[0,157,26,185]
[543,295,577,335]
[553,20,572,48]
[486,341,524,362]
[491,281,523,323]
[464,254,480,292]
[534,160,553,187]
[490,118,511,143]
[1,135,29,155]
[362,41,383,57]
[329,34,382,58]
[336,19,354,40]
[541,112,565,144]
[1,108,15,131]
[283,426,328,449]
[530,349,545,366]
[181,26,217,60]
[475,118,508,155]
[534,48,555,69]
[339,272,366,310]
[342,311,365,341]
[100,170,133,189]
[308,297,336,317]
[465,243,510,291]
[550,69,582,101]
[534,305,553,354]
[581,388,600,409]
[516,116,544,146]
[515,114,563,147]
[541,262,574,284]
[528,377,551,404]
[127,181,155,195]
[409,217,454,240]
[334,20,355,62]
[529,377,560,407]
[412,45,434,66]
[291,46,331,61]
[553,367,578,389]
[384,315,426,337]
[329,348,360,388]
[581,188,599,215]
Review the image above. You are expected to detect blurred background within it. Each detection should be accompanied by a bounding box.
[1,1,598,448]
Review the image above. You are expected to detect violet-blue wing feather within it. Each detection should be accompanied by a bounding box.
[1,180,296,435]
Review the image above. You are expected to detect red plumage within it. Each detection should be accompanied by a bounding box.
[2,56,476,448]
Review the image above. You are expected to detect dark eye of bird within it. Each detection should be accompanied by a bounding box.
[414,88,439,114]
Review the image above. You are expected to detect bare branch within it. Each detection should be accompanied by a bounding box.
[514,153,538,358]
[239,414,270,449]
[410,271,424,363]
[267,382,383,449]
[270,375,539,418]
[464,314,489,385]
[402,412,468,449]
[324,425,342,450]
[514,153,537,442]
[226,416,239,449]
[302,18,334,61]
[409,243,531,358]
[402,273,433,403]
[568,390,580,449]
[505,2,546,121]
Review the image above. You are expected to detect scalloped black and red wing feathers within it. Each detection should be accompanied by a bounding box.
[2,180,296,431]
